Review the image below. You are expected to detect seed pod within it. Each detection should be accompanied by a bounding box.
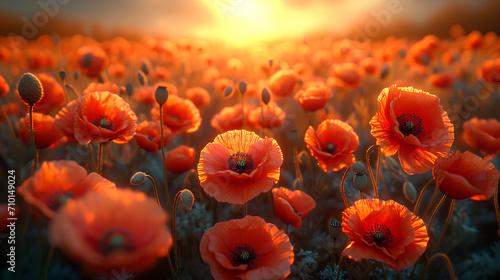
[130,172,146,185]
[59,70,66,80]
[238,81,247,95]
[329,219,342,239]
[125,84,133,96]
[17,72,43,107]
[261,87,271,105]
[155,86,169,106]
[180,189,195,211]
[137,70,147,86]
[224,86,233,98]
[353,174,368,192]
[351,162,366,174]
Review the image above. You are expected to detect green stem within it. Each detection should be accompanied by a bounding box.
[146,175,162,208]
[340,166,352,209]
[365,145,380,199]
[159,105,171,209]
[29,106,37,175]
[0,102,17,139]
[172,191,181,274]
[97,142,103,174]
[419,253,456,280]
[495,180,500,228]
[431,198,455,256]
[292,144,304,190]
[241,91,246,129]
[336,255,345,280]
[43,245,54,280]
[414,179,435,214]
[427,195,446,231]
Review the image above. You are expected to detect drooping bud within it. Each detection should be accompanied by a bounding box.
[137,70,147,86]
[17,72,43,107]
[238,81,247,95]
[261,87,271,105]
[155,86,169,106]
[130,172,146,185]
[125,84,133,96]
[224,86,233,98]
[180,189,195,211]
[58,70,66,80]
[141,60,150,76]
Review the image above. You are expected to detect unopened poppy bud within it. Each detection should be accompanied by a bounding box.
[17,72,44,107]
[329,219,342,239]
[351,162,366,174]
[125,84,133,96]
[59,70,66,80]
[238,81,247,95]
[380,65,390,80]
[269,59,274,67]
[403,180,417,203]
[224,86,233,98]
[261,87,271,105]
[141,60,150,76]
[130,172,146,185]
[180,189,194,211]
[155,86,169,106]
[288,130,299,145]
[138,71,147,86]
[353,174,368,191]
[73,69,79,80]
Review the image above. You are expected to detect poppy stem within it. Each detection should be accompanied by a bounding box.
[172,191,182,274]
[340,166,352,209]
[336,255,344,280]
[241,91,246,129]
[97,142,103,174]
[495,180,500,228]
[427,195,446,231]
[359,191,363,199]
[414,179,435,214]
[365,145,380,199]
[260,102,265,136]
[58,75,70,103]
[418,253,456,280]
[43,245,54,280]
[159,105,172,209]
[0,102,17,139]
[378,262,388,280]
[145,175,162,208]
[87,143,97,172]
[431,198,455,256]
[29,105,38,175]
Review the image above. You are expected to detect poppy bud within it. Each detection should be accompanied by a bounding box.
[288,130,299,145]
[155,86,169,106]
[353,174,368,191]
[138,71,147,86]
[238,81,247,95]
[17,72,43,107]
[58,70,66,80]
[180,189,194,211]
[351,162,366,174]
[130,172,146,185]
[224,86,233,98]
[380,65,390,80]
[141,60,150,76]
[269,59,274,67]
[125,84,133,96]
[261,87,271,105]
[329,219,342,239]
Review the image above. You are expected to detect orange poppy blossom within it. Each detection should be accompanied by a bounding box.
[268,69,300,98]
[198,130,283,204]
[360,57,381,75]
[75,45,109,78]
[272,187,316,229]
[152,66,171,81]
[164,145,195,174]
[133,120,172,153]
[83,82,120,95]
[433,151,500,201]
[17,160,116,220]
[305,119,359,172]
[462,117,500,157]
[186,86,211,107]
[211,104,245,133]
[428,71,454,87]
[478,58,500,85]
[247,101,286,130]
[107,62,127,79]
[294,85,331,111]
[29,73,66,114]
[405,35,439,66]
[18,112,65,149]
[55,91,137,145]
[49,188,172,276]
[199,215,294,280]
[327,62,364,91]
[369,85,454,175]
[151,94,201,136]
[342,199,429,271]
[0,74,9,97]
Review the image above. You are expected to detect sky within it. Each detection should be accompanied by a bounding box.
[0,0,497,45]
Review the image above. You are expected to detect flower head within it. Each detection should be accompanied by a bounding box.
[133,120,172,153]
[478,58,500,85]
[76,45,109,78]
[0,74,10,97]
[18,113,65,149]
[32,73,66,113]
[55,91,137,145]
[268,69,300,98]
[272,187,316,229]
[294,86,331,111]
[433,151,500,200]
[211,104,244,133]
[305,119,359,172]
[463,117,500,158]
[200,216,294,280]
[342,199,429,271]
[165,145,195,174]
[247,101,286,130]
[151,94,201,136]
[198,130,283,204]
[369,85,454,175]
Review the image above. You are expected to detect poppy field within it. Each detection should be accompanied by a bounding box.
[1,26,500,280]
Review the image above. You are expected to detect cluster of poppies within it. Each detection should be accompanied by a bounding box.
[0,25,499,280]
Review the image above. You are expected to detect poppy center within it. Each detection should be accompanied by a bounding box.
[231,244,257,269]
[325,142,337,153]
[100,229,134,254]
[94,115,114,130]
[228,152,254,174]
[397,113,423,137]
[365,223,393,247]
[49,191,75,210]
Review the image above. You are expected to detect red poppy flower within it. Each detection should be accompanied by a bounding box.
[342,199,429,271]
[49,188,172,276]
[369,85,454,175]
[198,130,283,204]
[464,30,482,50]
[0,102,21,121]
[360,57,381,75]
[107,63,127,79]
[151,94,201,136]
[305,119,359,172]
[152,66,171,81]
[406,35,439,66]
[186,87,210,107]
[463,117,500,157]
[247,102,286,130]
[17,160,116,220]
[18,112,65,149]
[133,120,172,153]
[214,77,234,96]
[478,58,500,85]
[428,71,454,87]
[83,82,120,95]
[433,151,500,201]
[272,187,316,229]
[211,104,244,133]
[328,62,364,90]
[76,45,109,78]
[268,69,300,98]
[29,73,66,114]
[0,74,9,97]
[165,145,195,174]
[294,86,331,111]
[199,215,294,280]
[55,91,138,145]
